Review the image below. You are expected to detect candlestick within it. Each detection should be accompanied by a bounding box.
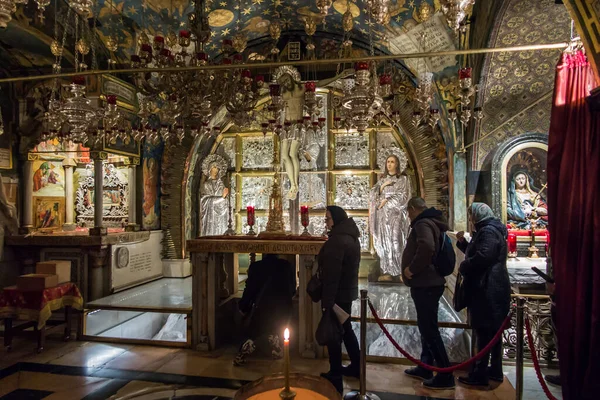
[528,223,539,258]
[279,328,296,400]
[247,206,256,236]
[224,173,235,236]
[300,206,310,236]
[508,233,517,257]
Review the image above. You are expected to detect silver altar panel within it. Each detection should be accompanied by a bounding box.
[241,176,273,210]
[334,174,370,210]
[299,173,327,210]
[307,215,327,236]
[334,134,369,168]
[348,282,471,363]
[242,137,273,169]
[87,277,192,310]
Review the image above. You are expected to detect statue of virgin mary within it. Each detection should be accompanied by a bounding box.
[507,170,548,229]
[199,154,230,236]
[369,148,412,282]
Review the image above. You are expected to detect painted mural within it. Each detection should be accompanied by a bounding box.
[34,197,64,230]
[32,160,64,197]
[142,140,164,230]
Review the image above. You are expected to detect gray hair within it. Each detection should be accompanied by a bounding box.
[407,196,427,210]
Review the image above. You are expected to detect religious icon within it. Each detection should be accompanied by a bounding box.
[34,197,64,230]
[369,148,412,282]
[506,150,548,230]
[32,160,64,196]
[199,154,230,236]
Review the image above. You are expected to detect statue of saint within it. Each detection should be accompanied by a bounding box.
[199,154,229,236]
[369,150,412,282]
[507,170,548,229]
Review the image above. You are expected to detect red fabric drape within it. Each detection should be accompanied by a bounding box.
[547,50,600,400]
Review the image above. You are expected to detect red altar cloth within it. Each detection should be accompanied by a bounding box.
[0,283,83,329]
[507,228,549,237]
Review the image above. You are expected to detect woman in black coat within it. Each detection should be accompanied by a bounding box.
[318,206,361,394]
[456,202,511,386]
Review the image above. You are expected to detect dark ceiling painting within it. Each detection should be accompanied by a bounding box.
[0,0,463,79]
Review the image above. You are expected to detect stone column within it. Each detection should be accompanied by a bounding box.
[452,152,468,232]
[125,161,139,231]
[20,159,34,233]
[62,158,77,231]
[89,153,107,236]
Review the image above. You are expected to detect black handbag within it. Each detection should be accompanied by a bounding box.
[453,272,470,312]
[315,308,344,346]
[307,267,323,303]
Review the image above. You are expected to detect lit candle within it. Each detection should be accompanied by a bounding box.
[284,328,290,391]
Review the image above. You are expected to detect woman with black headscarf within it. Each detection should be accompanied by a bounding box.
[318,205,361,393]
[456,203,511,387]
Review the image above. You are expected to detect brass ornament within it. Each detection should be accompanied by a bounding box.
[76,38,90,55]
[232,32,248,53]
[342,10,353,32]
[50,40,62,57]
[105,36,118,53]
[418,2,433,22]
[269,19,281,41]
[304,17,317,36]
[166,31,178,48]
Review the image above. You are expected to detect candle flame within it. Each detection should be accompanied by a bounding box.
[284,328,290,340]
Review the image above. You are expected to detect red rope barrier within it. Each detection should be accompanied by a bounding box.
[525,316,559,400]
[367,299,513,373]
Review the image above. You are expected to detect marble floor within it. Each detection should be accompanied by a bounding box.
[0,332,559,400]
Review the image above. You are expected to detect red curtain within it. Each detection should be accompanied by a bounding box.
[547,50,600,400]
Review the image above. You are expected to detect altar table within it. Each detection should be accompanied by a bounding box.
[0,282,83,351]
[187,235,326,357]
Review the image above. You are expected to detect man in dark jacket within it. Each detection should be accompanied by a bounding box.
[401,197,455,390]
[233,254,296,366]
[319,205,361,393]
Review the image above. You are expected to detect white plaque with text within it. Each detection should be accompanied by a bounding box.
[111,230,163,291]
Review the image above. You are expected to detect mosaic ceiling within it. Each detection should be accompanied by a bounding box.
[0,0,455,75]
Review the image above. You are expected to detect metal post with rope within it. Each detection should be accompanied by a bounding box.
[344,290,380,400]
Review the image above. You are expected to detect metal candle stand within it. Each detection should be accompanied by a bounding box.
[344,290,380,400]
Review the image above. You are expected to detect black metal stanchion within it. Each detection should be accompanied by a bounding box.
[344,290,380,400]
[516,297,525,400]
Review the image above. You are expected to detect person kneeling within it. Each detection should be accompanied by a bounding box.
[234,254,296,366]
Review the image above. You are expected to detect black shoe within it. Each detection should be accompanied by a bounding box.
[458,375,489,387]
[404,366,433,381]
[487,367,504,383]
[321,373,343,394]
[545,374,561,386]
[342,364,360,379]
[423,374,455,390]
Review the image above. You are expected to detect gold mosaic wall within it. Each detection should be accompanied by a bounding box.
[473,0,571,170]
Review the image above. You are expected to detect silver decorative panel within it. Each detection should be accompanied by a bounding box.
[241,176,273,210]
[307,215,327,237]
[335,133,369,168]
[334,174,370,210]
[353,216,370,252]
[299,173,327,209]
[217,137,237,169]
[242,137,273,169]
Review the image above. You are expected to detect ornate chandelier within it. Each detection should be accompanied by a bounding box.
[333,61,384,133]
[448,67,483,132]
[440,0,475,33]
[411,72,440,128]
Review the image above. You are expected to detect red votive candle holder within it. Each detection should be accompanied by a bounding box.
[106,95,117,105]
[305,81,316,92]
[241,69,252,79]
[355,61,369,71]
[196,52,208,61]
[459,67,472,80]
[301,206,309,227]
[379,74,392,85]
[255,75,264,83]
[508,233,517,254]
[222,58,232,65]
[72,76,85,85]
[179,30,190,38]
[141,44,152,53]
[247,206,255,226]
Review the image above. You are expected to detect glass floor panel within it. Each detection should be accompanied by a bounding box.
[87,277,193,311]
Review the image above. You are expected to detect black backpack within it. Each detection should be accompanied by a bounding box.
[434,232,456,277]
